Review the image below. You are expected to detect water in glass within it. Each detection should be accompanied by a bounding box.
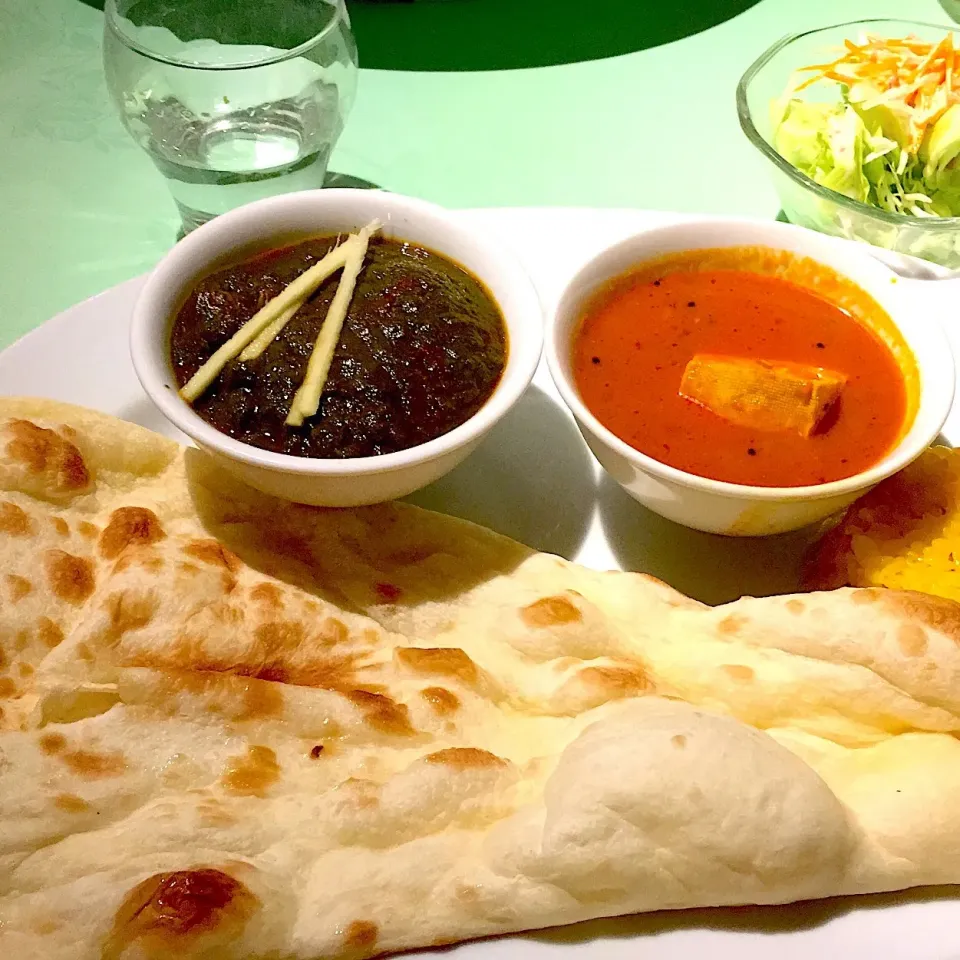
[104,0,358,232]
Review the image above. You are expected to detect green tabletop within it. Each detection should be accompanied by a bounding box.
[0,0,952,350]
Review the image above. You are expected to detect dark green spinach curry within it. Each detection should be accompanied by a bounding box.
[170,235,507,459]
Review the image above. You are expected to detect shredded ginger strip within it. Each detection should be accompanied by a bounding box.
[286,220,381,427]
[179,237,355,404]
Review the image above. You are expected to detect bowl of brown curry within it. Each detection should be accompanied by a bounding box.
[131,190,542,506]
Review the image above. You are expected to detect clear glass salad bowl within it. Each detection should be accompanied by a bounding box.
[737,19,960,268]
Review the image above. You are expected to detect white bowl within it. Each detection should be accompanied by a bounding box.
[547,218,956,536]
[131,189,542,506]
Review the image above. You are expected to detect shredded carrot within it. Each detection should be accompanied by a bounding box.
[947,35,954,92]
[799,32,960,151]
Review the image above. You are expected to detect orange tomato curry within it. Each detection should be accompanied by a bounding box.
[572,247,917,488]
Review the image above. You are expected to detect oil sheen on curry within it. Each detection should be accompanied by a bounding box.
[171,235,507,459]
[573,247,917,488]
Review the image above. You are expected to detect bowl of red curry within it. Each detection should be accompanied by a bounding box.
[546,218,954,536]
[131,189,542,506]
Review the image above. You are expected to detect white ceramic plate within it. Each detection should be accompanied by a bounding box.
[1,207,959,959]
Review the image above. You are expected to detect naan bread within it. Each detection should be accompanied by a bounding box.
[0,398,958,960]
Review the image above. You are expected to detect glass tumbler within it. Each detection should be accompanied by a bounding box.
[940,1,960,24]
[103,0,358,233]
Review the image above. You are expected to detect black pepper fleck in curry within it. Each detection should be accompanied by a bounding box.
[170,236,507,459]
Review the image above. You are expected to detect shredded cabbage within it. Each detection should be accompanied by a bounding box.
[771,31,960,265]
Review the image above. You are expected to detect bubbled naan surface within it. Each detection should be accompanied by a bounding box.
[0,398,959,960]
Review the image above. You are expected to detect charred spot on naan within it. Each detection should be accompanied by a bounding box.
[243,620,308,664]
[420,686,461,716]
[103,867,259,960]
[249,581,283,609]
[897,623,929,657]
[129,615,369,694]
[345,689,415,736]
[344,920,379,951]
[100,591,160,647]
[221,744,280,797]
[60,747,127,778]
[717,614,748,636]
[37,729,126,776]
[575,662,654,697]
[99,506,166,560]
[3,419,91,498]
[39,731,66,754]
[247,619,361,686]
[520,593,583,628]
[54,792,91,813]
[548,660,655,715]
[316,617,349,646]
[251,651,367,691]
[424,747,506,769]
[78,520,98,539]
[394,646,480,686]
[0,500,34,536]
[37,616,64,648]
[6,572,33,602]
[228,674,285,721]
[183,538,242,573]
[43,549,95,605]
